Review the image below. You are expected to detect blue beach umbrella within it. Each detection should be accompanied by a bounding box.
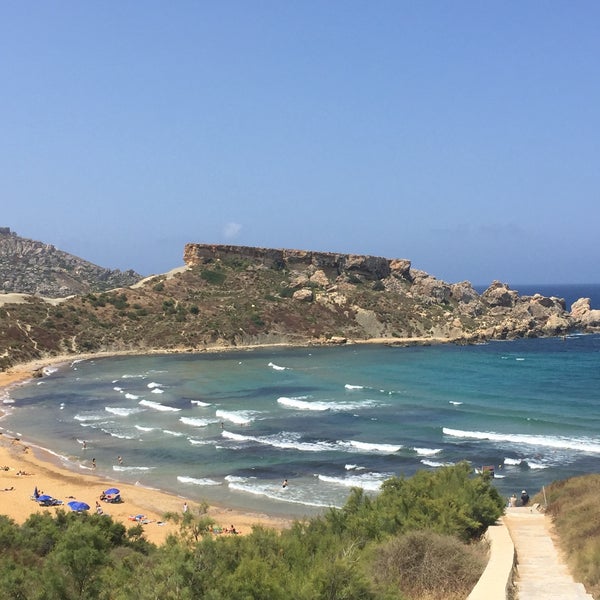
[37,494,52,502]
[67,501,90,512]
[104,487,120,495]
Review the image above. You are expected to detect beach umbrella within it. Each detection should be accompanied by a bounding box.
[37,494,52,502]
[103,487,120,495]
[67,501,90,512]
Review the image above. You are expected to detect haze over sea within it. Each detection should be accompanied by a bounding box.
[2,284,599,518]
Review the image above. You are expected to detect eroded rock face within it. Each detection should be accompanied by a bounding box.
[292,288,314,302]
[183,244,404,282]
[481,281,519,308]
[571,298,600,328]
[410,271,452,304]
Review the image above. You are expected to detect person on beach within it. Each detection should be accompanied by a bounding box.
[82,441,87,450]
[91,458,96,469]
[282,479,288,488]
[95,501,103,515]
[183,502,188,513]
[521,489,530,506]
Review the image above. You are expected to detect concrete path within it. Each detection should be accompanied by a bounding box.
[503,506,593,599]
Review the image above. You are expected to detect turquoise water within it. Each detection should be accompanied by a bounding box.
[3,332,599,518]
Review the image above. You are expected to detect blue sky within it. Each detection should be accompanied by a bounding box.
[2,2,598,285]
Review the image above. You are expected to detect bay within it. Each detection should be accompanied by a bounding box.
[3,330,599,519]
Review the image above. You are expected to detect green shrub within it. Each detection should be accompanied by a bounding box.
[200,269,226,285]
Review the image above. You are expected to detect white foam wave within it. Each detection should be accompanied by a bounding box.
[215,409,259,425]
[443,427,600,453]
[105,406,141,417]
[345,384,364,390]
[221,430,337,453]
[101,430,137,440]
[177,475,220,486]
[113,386,123,392]
[226,477,335,508]
[180,417,215,427]
[139,399,181,412]
[191,400,211,407]
[525,460,548,470]
[135,425,155,432]
[147,382,163,389]
[277,396,329,411]
[113,465,152,471]
[503,457,523,466]
[277,396,377,412]
[188,438,216,446]
[151,388,164,394]
[317,472,387,491]
[163,429,185,437]
[268,362,287,371]
[74,413,105,422]
[449,401,463,406]
[341,440,401,454]
[225,475,249,483]
[345,464,366,471]
[124,393,139,400]
[414,447,442,456]
[421,459,454,468]
[221,430,402,455]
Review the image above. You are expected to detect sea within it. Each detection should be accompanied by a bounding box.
[1,283,599,519]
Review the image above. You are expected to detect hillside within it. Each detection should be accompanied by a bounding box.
[1,242,599,371]
[0,227,141,298]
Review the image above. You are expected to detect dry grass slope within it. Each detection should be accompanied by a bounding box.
[540,474,600,599]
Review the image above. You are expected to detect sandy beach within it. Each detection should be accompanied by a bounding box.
[0,355,292,544]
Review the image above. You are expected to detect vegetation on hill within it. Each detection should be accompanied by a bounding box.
[0,462,504,599]
[0,246,589,371]
[540,474,600,599]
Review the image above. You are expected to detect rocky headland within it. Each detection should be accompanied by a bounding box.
[0,241,598,371]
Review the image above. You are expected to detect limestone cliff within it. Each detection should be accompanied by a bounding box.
[183,243,593,342]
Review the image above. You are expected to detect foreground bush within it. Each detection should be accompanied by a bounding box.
[371,530,488,600]
[0,463,502,599]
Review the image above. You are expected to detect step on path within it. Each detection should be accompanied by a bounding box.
[503,507,593,600]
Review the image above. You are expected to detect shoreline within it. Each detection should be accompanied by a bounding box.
[0,332,573,543]
[0,348,305,543]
